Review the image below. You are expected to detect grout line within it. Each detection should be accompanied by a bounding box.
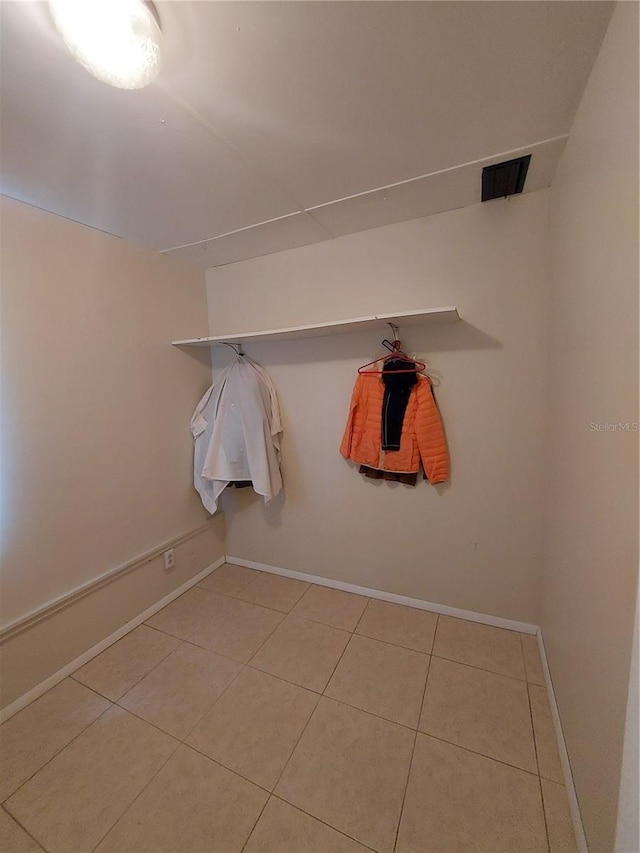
[1,525,220,643]
[199,575,310,616]
[197,568,264,598]
[0,556,226,726]
[194,577,308,623]
[538,777,553,853]
[1,701,114,808]
[4,575,552,845]
[428,611,439,655]
[254,620,362,796]
[392,648,433,852]
[65,677,121,707]
[261,628,362,799]
[524,656,553,853]
[240,793,271,853]
[244,660,424,733]
[87,729,182,852]
[4,586,559,853]
[267,793,379,852]
[181,740,273,796]
[69,674,113,703]
[179,663,248,745]
[288,587,371,632]
[204,574,533,669]
[266,699,321,795]
[203,576,368,626]
[110,659,248,747]
[427,650,527,683]
[244,663,324,697]
[414,730,543,780]
[71,634,184,705]
[245,614,352,674]
[351,596,373,635]
[244,614,291,666]
[225,558,539,635]
[234,586,311,615]
[1,802,51,850]
[321,628,359,696]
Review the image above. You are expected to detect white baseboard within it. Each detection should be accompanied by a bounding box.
[1,520,219,642]
[229,556,584,844]
[0,557,225,725]
[537,630,588,853]
[3,548,584,852]
[226,555,539,635]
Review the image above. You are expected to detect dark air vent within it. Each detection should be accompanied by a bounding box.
[481,155,531,202]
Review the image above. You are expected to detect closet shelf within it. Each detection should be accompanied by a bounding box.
[172,307,460,347]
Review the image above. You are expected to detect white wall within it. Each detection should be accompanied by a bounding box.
[0,197,222,707]
[543,4,639,851]
[207,189,550,624]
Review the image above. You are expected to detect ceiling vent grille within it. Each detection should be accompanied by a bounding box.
[481,155,531,202]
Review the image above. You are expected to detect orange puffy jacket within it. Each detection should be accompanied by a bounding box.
[340,373,449,482]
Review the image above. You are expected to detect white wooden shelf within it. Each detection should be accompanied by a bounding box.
[172,307,460,347]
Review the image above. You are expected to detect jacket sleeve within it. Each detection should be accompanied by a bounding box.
[414,378,449,484]
[339,378,361,459]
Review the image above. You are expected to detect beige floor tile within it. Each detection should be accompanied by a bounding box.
[433,615,525,679]
[147,587,284,663]
[73,624,181,700]
[187,667,318,790]
[145,585,229,639]
[95,745,268,853]
[237,572,310,612]
[521,633,546,685]
[245,797,371,853]
[355,599,437,654]
[198,563,261,597]
[250,616,350,692]
[396,734,548,853]
[326,634,430,727]
[0,678,110,802]
[291,585,369,632]
[541,779,578,853]
[4,706,177,853]
[276,697,414,853]
[419,656,537,772]
[0,808,44,852]
[529,683,564,782]
[119,642,242,738]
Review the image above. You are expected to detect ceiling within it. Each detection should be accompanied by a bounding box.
[0,1,613,268]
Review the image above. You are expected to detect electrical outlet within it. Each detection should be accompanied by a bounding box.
[163,549,175,571]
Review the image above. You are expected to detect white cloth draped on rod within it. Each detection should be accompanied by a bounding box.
[191,355,283,514]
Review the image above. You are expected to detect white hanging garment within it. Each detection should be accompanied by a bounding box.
[191,356,283,514]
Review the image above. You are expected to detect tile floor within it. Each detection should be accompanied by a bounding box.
[0,564,578,853]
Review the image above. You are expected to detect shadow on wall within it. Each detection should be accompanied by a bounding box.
[177,321,502,371]
[201,319,502,537]
[172,346,212,371]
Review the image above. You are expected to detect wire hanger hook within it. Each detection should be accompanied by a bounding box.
[221,342,244,356]
[387,322,400,341]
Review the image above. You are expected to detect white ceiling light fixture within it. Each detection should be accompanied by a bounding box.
[48,0,162,90]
